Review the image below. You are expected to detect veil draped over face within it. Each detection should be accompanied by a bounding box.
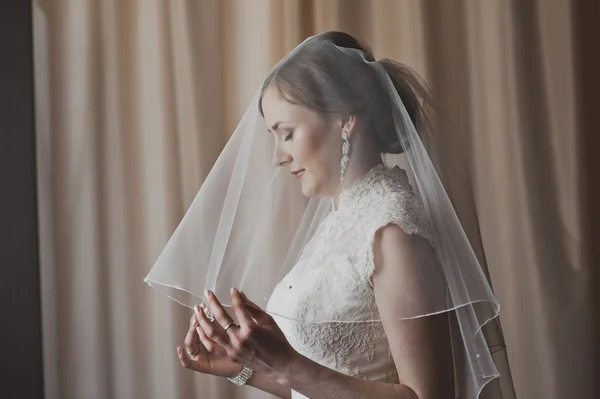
[144,34,512,399]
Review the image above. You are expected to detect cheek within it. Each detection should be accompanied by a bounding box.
[294,128,331,169]
[294,127,339,195]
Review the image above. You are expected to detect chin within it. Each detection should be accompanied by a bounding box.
[300,178,316,197]
[300,178,324,198]
[300,185,314,197]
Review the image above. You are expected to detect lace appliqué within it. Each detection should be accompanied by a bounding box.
[338,164,432,242]
[294,319,385,379]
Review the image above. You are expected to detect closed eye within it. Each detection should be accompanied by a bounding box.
[284,131,294,141]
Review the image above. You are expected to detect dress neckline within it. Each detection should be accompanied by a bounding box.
[332,163,409,212]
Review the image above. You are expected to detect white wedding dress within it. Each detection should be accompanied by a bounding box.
[266,164,433,399]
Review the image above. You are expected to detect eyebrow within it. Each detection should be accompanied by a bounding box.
[268,121,288,132]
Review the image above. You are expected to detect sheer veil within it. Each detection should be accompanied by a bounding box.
[144,33,514,399]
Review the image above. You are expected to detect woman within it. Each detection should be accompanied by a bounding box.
[145,32,510,399]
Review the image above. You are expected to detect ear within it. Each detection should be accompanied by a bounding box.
[340,115,357,139]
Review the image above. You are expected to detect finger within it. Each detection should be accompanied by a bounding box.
[230,288,255,327]
[177,346,197,371]
[195,302,230,347]
[184,315,201,357]
[197,326,228,357]
[205,290,236,333]
[240,291,271,319]
[243,304,273,325]
[189,312,197,327]
[239,291,260,308]
[237,290,272,324]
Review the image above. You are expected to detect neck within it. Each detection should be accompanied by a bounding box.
[331,137,382,209]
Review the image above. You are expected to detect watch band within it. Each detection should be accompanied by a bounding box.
[228,366,254,386]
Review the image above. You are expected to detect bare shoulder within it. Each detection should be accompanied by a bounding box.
[372,224,455,399]
[375,223,414,245]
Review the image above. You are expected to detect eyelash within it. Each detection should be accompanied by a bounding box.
[284,131,294,141]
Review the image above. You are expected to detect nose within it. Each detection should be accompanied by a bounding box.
[272,144,292,167]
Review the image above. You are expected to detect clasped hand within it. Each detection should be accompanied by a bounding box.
[177,288,298,384]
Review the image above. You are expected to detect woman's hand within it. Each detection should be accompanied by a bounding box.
[195,288,299,384]
[176,309,243,378]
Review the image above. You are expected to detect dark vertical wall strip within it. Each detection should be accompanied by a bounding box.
[574,0,600,397]
[0,1,44,398]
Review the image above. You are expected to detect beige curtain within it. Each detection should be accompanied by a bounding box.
[33,1,591,398]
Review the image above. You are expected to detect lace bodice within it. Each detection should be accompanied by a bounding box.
[266,164,432,399]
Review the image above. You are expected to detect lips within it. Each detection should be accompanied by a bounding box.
[292,169,305,178]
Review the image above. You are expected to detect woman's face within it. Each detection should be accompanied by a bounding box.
[261,85,342,198]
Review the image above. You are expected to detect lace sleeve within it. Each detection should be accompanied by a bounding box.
[382,190,432,241]
[362,189,435,288]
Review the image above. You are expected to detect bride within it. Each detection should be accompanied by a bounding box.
[145,31,512,399]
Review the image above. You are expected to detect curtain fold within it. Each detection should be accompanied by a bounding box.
[33,1,590,398]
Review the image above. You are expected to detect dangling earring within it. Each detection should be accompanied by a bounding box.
[340,130,350,184]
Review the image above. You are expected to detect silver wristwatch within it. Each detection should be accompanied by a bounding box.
[228,366,254,386]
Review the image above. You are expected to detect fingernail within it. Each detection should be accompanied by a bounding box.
[204,289,209,298]
[194,305,200,313]
[230,287,234,295]
[196,327,201,336]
